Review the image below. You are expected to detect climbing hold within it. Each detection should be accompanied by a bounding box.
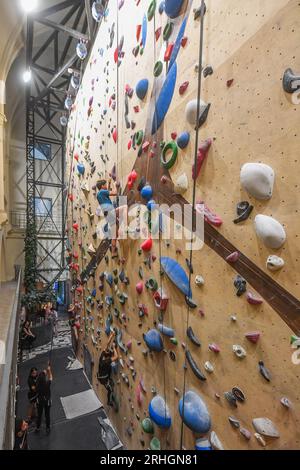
[142,14,147,48]
[254,215,286,249]
[150,437,161,450]
[203,65,213,77]
[195,275,204,286]
[266,255,285,272]
[177,131,190,149]
[228,416,240,428]
[174,173,188,194]
[232,387,245,402]
[152,62,177,134]
[194,3,207,20]
[179,390,211,434]
[146,277,158,291]
[282,68,300,93]
[196,201,223,227]
[234,275,246,297]
[258,361,271,382]
[254,433,266,447]
[224,391,237,408]
[92,1,105,22]
[154,60,163,77]
[77,163,85,175]
[165,0,184,18]
[136,281,144,294]
[136,79,149,100]
[245,331,261,344]
[144,329,163,352]
[141,238,153,252]
[141,184,153,201]
[185,350,206,381]
[158,323,175,337]
[87,244,96,255]
[72,223,79,232]
[209,432,224,451]
[233,201,254,224]
[160,257,192,298]
[208,343,220,353]
[280,397,291,409]
[161,141,178,169]
[149,395,171,428]
[153,288,169,311]
[227,78,234,88]
[252,418,280,438]
[127,170,138,190]
[240,428,251,441]
[226,251,239,263]
[76,41,88,61]
[233,344,247,359]
[192,138,212,180]
[195,437,212,451]
[147,0,156,21]
[185,99,211,128]
[163,21,174,41]
[112,127,118,143]
[181,36,187,48]
[158,1,165,14]
[204,361,213,373]
[164,43,174,62]
[247,292,263,305]
[179,81,189,95]
[240,163,275,200]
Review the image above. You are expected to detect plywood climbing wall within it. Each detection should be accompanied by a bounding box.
[66,0,300,450]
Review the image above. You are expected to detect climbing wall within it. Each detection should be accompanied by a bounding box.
[66,0,300,450]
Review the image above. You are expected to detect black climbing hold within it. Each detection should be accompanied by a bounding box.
[194,2,206,20]
[233,201,254,224]
[224,391,237,407]
[203,65,213,78]
[282,68,300,93]
[232,387,246,402]
[234,275,246,297]
[187,326,201,347]
[185,350,206,381]
[258,360,271,382]
[185,296,197,309]
[196,103,211,129]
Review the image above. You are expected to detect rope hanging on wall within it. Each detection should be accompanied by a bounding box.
[179,0,206,450]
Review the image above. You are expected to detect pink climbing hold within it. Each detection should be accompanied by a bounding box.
[125,84,134,97]
[149,150,155,158]
[209,343,221,353]
[142,141,150,152]
[179,81,189,95]
[141,238,152,252]
[136,384,143,407]
[226,251,240,263]
[192,138,212,180]
[136,281,144,294]
[245,331,261,344]
[112,127,118,143]
[127,170,138,190]
[247,292,263,305]
[126,340,132,349]
[155,27,162,41]
[196,202,223,227]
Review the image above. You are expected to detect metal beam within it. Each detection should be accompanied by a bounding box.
[36,53,77,101]
[34,0,81,19]
[35,17,89,41]
[85,0,94,40]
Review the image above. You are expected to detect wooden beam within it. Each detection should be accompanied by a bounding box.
[35,17,89,42]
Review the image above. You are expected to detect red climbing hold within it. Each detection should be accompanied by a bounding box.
[192,138,212,180]
[149,150,155,158]
[127,170,138,190]
[138,304,148,316]
[179,81,189,95]
[247,292,263,305]
[142,141,150,152]
[112,127,118,143]
[74,154,79,161]
[125,84,134,97]
[171,132,177,140]
[155,27,162,41]
[128,139,132,150]
[227,79,234,88]
[245,331,261,344]
[68,194,74,202]
[136,281,144,294]
[226,251,240,263]
[73,251,79,259]
[164,43,174,62]
[76,286,83,294]
[181,36,188,48]
[141,238,152,252]
[161,175,167,184]
[72,223,79,232]
[134,106,140,113]
[136,24,142,42]
[153,289,169,311]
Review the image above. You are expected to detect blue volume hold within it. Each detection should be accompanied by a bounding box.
[149,395,172,428]
[165,0,184,18]
[136,79,149,100]
[179,390,212,434]
[143,329,163,352]
[152,62,177,135]
[168,16,187,70]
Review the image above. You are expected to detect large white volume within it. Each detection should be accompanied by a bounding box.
[254,215,286,249]
[240,163,275,200]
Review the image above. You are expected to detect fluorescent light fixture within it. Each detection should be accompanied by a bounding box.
[23,69,32,83]
[20,0,38,13]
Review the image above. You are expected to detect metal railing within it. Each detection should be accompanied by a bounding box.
[10,211,63,233]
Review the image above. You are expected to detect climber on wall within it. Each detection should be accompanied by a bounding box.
[97,331,118,406]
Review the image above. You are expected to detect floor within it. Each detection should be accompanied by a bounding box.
[16,313,122,450]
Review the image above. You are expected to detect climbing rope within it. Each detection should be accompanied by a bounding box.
[179,0,206,450]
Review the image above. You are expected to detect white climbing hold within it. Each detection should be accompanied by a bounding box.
[254,215,286,249]
[254,433,266,447]
[185,99,208,126]
[174,173,188,194]
[233,344,247,359]
[266,255,285,271]
[195,275,205,286]
[204,361,214,373]
[240,163,275,200]
[87,243,96,255]
[209,431,224,450]
[252,418,280,438]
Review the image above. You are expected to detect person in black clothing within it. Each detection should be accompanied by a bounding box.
[35,363,53,435]
[21,321,36,347]
[14,419,29,450]
[27,367,38,423]
[97,331,118,406]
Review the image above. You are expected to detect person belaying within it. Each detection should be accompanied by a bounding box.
[35,362,53,435]
[27,367,38,423]
[20,320,36,349]
[97,331,118,406]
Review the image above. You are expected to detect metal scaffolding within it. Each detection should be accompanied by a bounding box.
[25,0,100,289]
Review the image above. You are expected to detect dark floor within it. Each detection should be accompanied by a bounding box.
[16,317,119,450]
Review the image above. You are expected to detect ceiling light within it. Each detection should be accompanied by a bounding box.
[20,0,38,13]
[23,69,32,83]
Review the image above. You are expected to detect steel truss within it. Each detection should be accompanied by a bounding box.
[25,0,101,289]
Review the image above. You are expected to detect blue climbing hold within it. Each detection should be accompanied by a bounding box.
[141,184,153,201]
[157,323,175,337]
[177,131,190,149]
[168,16,187,70]
[142,14,147,48]
[149,395,172,428]
[195,437,212,451]
[91,288,97,297]
[143,329,163,352]
[158,1,165,14]
[160,256,192,298]
[165,0,184,18]
[77,163,85,175]
[152,62,177,135]
[147,199,156,211]
[136,79,149,100]
[179,390,211,434]
[105,272,113,287]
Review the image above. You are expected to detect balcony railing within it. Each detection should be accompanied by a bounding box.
[10,211,63,234]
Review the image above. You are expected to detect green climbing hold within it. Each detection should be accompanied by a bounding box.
[146,277,158,291]
[161,141,178,169]
[170,337,178,345]
[154,60,163,77]
[141,417,154,434]
[135,130,144,146]
[147,0,156,21]
[163,21,174,41]
[150,437,161,450]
